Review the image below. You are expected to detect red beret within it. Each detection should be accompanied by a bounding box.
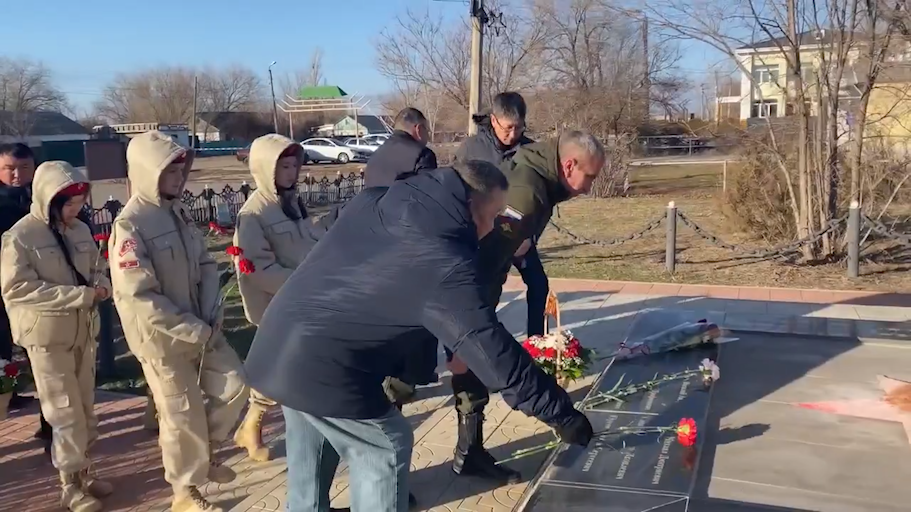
[280,145,302,158]
[58,182,89,197]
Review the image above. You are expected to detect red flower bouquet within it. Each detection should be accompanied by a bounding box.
[522,330,594,383]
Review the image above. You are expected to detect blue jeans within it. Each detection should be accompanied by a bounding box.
[282,405,414,512]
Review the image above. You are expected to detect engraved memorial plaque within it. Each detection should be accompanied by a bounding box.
[517,311,722,511]
[522,483,688,512]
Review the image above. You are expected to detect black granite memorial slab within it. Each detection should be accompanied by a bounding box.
[518,339,719,511]
[588,345,718,415]
[538,407,702,496]
[521,483,688,512]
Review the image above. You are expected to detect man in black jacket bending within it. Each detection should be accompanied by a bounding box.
[363,107,437,188]
[245,161,593,512]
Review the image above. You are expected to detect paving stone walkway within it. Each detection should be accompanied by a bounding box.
[2,278,909,512]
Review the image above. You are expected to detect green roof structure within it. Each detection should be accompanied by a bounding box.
[297,85,348,99]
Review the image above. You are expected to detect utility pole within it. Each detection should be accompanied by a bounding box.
[468,0,485,136]
[641,14,650,122]
[268,61,279,134]
[191,76,198,149]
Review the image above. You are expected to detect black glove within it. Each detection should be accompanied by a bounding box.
[554,410,594,446]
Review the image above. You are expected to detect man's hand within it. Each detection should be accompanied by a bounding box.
[514,239,532,258]
[93,286,110,302]
[554,411,594,446]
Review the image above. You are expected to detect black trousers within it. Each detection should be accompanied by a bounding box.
[447,249,550,416]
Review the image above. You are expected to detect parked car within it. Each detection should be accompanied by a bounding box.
[300,137,368,164]
[343,137,381,154]
[362,133,391,145]
[236,145,251,163]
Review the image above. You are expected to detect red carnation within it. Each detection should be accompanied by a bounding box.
[226,246,243,257]
[238,258,256,274]
[93,233,110,243]
[564,345,580,358]
[101,250,109,260]
[676,418,697,447]
[4,363,19,378]
[543,348,557,360]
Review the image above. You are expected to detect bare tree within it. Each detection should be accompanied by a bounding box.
[278,47,327,100]
[375,0,546,112]
[94,65,264,124]
[0,57,69,136]
[648,0,906,257]
[198,65,264,112]
[531,0,684,136]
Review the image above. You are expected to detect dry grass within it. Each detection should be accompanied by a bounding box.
[537,192,911,291]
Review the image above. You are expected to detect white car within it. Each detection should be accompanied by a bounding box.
[343,137,381,154]
[300,137,366,164]
[362,133,391,145]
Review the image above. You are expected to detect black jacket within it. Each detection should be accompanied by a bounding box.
[363,130,438,188]
[454,114,533,166]
[245,167,577,424]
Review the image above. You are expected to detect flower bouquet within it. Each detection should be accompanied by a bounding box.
[522,291,595,388]
[522,331,594,388]
[0,358,23,420]
[614,318,734,360]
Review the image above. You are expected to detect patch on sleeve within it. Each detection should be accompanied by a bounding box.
[497,206,524,234]
[118,259,140,270]
[118,238,138,257]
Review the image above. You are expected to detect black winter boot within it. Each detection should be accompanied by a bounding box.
[452,412,520,484]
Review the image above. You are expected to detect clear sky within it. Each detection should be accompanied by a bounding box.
[2,0,720,114]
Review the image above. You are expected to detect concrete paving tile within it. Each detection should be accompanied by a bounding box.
[805,304,861,320]
[707,399,910,452]
[703,476,907,512]
[620,283,654,294]
[737,287,771,301]
[766,300,814,318]
[853,305,911,321]
[706,286,740,299]
[707,433,911,508]
[649,283,682,296]
[677,285,710,297]
[723,335,911,384]
[722,299,769,314]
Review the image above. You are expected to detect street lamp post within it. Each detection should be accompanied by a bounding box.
[268,61,279,133]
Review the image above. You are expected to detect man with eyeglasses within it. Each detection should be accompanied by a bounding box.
[455,92,546,340]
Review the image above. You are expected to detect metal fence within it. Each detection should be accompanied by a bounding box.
[88,171,365,234]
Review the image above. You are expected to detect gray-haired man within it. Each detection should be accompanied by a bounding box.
[446,130,606,483]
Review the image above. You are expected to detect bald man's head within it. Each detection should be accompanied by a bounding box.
[557,131,605,196]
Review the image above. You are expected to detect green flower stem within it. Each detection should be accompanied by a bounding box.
[582,369,707,409]
[500,424,677,464]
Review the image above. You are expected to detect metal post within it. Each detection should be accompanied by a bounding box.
[847,200,860,278]
[268,61,279,134]
[468,0,484,136]
[666,201,677,274]
[191,76,198,149]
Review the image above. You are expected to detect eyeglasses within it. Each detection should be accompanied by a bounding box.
[492,115,525,135]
